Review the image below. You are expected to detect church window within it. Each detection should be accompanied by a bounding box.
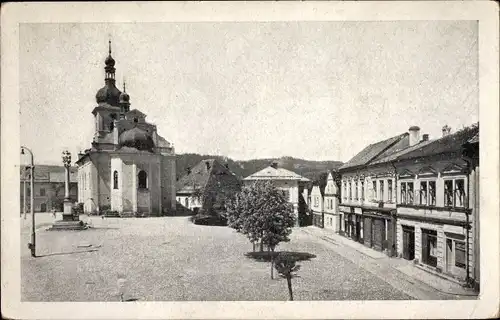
[113,171,119,189]
[138,170,148,189]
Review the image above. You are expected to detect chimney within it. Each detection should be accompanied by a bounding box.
[408,126,421,147]
[270,161,278,169]
[205,161,211,171]
[422,134,429,142]
[186,167,191,175]
[442,125,451,137]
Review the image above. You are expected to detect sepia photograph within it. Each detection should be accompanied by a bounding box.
[1,1,498,319]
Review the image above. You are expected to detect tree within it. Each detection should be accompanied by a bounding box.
[224,181,295,278]
[274,254,301,301]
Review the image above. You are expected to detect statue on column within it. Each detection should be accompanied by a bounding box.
[50,150,88,230]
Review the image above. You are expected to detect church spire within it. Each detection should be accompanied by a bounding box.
[119,78,131,113]
[104,40,116,82]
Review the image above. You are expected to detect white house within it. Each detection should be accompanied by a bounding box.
[243,162,310,226]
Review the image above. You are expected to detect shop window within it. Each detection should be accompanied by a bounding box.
[455,241,466,268]
[138,170,148,189]
[421,229,438,267]
[113,171,119,189]
[39,188,45,196]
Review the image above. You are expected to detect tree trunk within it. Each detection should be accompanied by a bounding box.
[270,246,275,280]
[252,241,256,252]
[260,239,264,252]
[286,276,293,301]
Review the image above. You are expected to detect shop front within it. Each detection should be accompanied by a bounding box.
[362,208,396,257]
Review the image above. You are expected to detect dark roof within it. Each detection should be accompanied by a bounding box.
[466,133,479,145]
[339,133,408,170]
[393,124,479,162]
[176,159,242,196]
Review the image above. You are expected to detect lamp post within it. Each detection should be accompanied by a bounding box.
[23,167,28,219]
[21,146,35,257]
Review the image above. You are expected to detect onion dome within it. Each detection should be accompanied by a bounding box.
[95,83,122,106]
[118,127,155,152]
[119,80,130,103]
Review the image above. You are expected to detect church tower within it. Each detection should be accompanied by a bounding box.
[92,40,122,149]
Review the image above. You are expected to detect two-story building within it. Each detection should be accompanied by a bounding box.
[243,162,310,226]
[338,126,426,256]
[391,124,479,285]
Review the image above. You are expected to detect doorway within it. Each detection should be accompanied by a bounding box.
[402,226,415,260]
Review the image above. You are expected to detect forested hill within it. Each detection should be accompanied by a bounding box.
[175,154,343,186]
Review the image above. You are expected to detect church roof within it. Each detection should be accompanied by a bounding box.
[118,127,155,152]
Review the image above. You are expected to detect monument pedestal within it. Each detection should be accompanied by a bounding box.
[49,199,88,231]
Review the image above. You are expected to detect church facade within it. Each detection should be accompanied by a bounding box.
[76,42,176,216]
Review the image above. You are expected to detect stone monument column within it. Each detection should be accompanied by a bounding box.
[50,150,87,230]
[62,150,74,221]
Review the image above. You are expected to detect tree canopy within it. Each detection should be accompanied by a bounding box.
[224,181,295,250]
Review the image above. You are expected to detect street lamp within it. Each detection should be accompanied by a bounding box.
[21,146,36,257]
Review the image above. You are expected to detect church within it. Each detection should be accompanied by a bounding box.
[76,41,177,216]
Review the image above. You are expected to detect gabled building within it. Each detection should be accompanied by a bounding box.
[243,162,310,226]
[20,165,78,212]
[176,159,242,215]
[338,126,426,256]
[390,124,479,286]
[309,171,341,231]
[310,184,324,228]
[323,171,341,231]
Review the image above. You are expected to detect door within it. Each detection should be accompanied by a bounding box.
[372,219,384,251]
[355,217,362,243]
[363,217,372,248]
[403,227,415,260]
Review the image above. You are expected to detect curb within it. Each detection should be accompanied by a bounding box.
[302,227,478,298]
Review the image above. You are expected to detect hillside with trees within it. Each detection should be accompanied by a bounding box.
[175,154,343,186]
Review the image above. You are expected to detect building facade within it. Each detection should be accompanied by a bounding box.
[310,185,324,228]
[176,159,242,215]
[75,42,176,216]
[392,125,479,285]
[243,162,310,226]
[20,165,78,212]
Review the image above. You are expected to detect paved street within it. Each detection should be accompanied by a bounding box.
[21,215,474,301]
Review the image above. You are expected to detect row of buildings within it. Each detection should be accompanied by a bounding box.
[306,124,480,290]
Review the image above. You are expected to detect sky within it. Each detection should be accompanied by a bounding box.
[19,21,478,165]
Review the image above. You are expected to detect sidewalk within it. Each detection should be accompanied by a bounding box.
[301,226,478,298]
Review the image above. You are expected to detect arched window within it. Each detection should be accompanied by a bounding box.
[138,170,148,189]
[113,171,119,189]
